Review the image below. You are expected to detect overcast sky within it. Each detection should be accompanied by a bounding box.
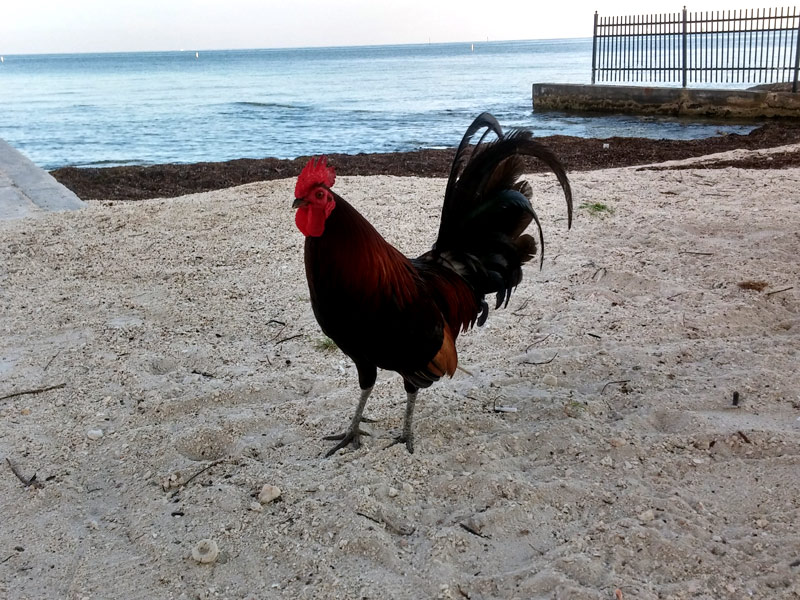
[1,1,774,54]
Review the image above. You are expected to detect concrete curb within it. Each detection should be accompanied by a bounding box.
[0,139,85,220]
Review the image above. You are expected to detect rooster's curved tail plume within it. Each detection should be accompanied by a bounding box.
[423,112,573,326]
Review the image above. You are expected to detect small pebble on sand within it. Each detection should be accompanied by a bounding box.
[87,429,104,440]
[258,484,282,504]
[191,539,219,564]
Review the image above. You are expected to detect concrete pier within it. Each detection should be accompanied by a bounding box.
[532,83,800,118]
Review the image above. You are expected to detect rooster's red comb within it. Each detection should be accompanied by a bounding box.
[295,156,336,198]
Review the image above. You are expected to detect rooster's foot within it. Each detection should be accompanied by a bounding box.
[323,427,371,457]
[385,434,415,454]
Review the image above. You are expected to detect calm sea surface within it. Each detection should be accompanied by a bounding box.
[0,39,759,170]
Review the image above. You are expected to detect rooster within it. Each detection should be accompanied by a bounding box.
[292,113,572,456]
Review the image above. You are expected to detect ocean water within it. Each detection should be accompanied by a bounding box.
[0,39,759,170]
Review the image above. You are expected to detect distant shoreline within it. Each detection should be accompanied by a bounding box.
[0,38,592,58]
[51,122,800,201]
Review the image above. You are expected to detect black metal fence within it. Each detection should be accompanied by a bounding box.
[591,6,800,91]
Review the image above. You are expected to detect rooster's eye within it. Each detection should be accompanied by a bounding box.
[315,190,324,200]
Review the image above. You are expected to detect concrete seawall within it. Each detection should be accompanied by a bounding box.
[532,83,800,118]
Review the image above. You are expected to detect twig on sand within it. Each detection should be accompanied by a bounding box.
[169,459,226,498]
[512,296,532,317]
[0,383,66,402]
[525,333,552,353]
[191,369,216,379]
[275,334,302,346]
[43,351,61,372]
[766,286,793,296]
[357,510,414,536]
[181,459,225,487]
[601,380,631,394]
[356,511,383,526]
[6,458,44,489]
[678,251,714,256]
[522,352,558,366]
[269,324,287,341]
[459,522,490,539]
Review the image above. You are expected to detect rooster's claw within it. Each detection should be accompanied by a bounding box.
[323,428,371,457]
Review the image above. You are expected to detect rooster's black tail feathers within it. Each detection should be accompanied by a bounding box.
[429,112,573,325]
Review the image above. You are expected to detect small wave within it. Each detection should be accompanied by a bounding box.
[231,101,306,110]
[72,159,150,168]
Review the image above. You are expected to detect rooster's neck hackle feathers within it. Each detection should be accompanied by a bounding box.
[306,194,420,309]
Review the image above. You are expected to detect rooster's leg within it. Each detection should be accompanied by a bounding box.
[387,391,417,454]
[323,386,373,457]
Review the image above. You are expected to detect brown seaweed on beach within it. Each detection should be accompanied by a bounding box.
[50,122,800,201]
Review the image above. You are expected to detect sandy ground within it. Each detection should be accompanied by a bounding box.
[2,145,800,600]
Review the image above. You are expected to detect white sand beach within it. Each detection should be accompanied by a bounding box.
[1,146,799,599]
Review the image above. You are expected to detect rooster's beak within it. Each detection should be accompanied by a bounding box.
[292,198,305,209]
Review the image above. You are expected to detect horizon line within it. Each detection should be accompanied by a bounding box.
[0,36,591,58]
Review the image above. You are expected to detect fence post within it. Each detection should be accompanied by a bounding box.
[793,10,800,92]
[592,11,598,84]
[682,6,688,87]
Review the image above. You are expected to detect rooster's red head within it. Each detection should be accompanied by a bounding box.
[293,156,337,237]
